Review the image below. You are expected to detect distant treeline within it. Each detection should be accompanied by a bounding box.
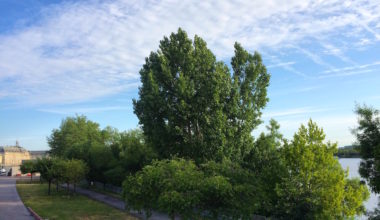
[335,145,361,158]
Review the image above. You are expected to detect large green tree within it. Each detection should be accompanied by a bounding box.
[354,105,380,193]
[275,120,369,219]
[133,28,270,162]
[48,115,104,160]
[48,115,120,184]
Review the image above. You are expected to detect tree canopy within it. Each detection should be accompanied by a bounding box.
[133,28,270,163]
[275,120,369,219]
[354,105,380,193]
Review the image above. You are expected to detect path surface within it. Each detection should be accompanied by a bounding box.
[0,177,34,220]
[68,185,171,220]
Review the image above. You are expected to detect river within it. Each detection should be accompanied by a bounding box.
[339,158,378,212]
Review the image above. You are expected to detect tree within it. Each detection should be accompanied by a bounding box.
[118,129,157,174]
[20,160,37,183]
[51,157,66,192]
[275,120,369,219]
[64,159,87,193]
[243,119,286,215]
[48,115,123,184]
[123,158,262,219]
[353,105,380,192]
[133,28,270,163]
[88,143,115,186]
[48,115,104,161]
[35,157,55,195]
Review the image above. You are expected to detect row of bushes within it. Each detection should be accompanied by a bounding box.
[124,159,261,219]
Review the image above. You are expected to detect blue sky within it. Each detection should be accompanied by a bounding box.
[1,0,380,150]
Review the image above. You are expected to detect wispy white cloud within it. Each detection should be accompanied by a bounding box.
[319,68,376,78]
[267,61,296,68]
[0,0,379,105]
[38,106,131,114]
[263,107,329,118]
[322,61,380,74]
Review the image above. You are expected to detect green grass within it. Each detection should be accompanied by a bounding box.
[17,183,138,220]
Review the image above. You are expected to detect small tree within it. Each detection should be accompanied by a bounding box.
[64,159,87,193]
[20,160,37,183]
[51,158,66,192]
[35,157,55,195]
[275,120,369,219]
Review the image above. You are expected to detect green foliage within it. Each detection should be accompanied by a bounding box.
[275,120,369,219]
[243,119,286,215]
[118,129,157,174]
[20,160,38,182]
[20,160,38,175]
[64,159,88,188]
[88,143,115,183]
[35,157,55,194]
[123,158,264,219]
[336,146,361,158]
[103,165,125,186]
[133,28,270,163]
[48,115,156,186]
[48,115,104,160]
[51,157,67,185]
[354,105,380,193]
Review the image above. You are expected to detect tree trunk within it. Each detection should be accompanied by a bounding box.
[74,183,76,193]
[30,173,32,183]
[56,181,59,192]
[67,183,69,193]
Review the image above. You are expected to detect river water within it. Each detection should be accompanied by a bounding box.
[339,158,378,212]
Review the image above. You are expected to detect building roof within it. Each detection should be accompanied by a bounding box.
[0,146,28,153]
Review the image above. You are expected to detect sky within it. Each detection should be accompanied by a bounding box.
[0,0,380,150]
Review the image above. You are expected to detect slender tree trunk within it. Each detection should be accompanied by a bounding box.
[56,181,59,192]
[30,173,32,183]
[74,183,76,193]
[67,183,69,193]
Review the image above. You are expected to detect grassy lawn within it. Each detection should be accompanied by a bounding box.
[17,183,138,220]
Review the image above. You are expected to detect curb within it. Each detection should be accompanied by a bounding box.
[28,207,43,220]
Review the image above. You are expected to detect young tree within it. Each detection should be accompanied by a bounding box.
[35,157,55,195]
[133,28,270,163]
[20,160,37,183]
[353,105,380,192]
[275,120,369,219]
[51,158,67,192]
[65,159,87,193]
[58,159,87,193]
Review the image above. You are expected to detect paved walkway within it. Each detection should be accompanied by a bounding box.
[0,177,34,220]
[66,185,172,220]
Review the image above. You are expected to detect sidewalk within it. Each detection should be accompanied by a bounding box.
[64,185,172,220]
[0,177,34,220]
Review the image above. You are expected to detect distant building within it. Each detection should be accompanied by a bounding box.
[0,142,48,176]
